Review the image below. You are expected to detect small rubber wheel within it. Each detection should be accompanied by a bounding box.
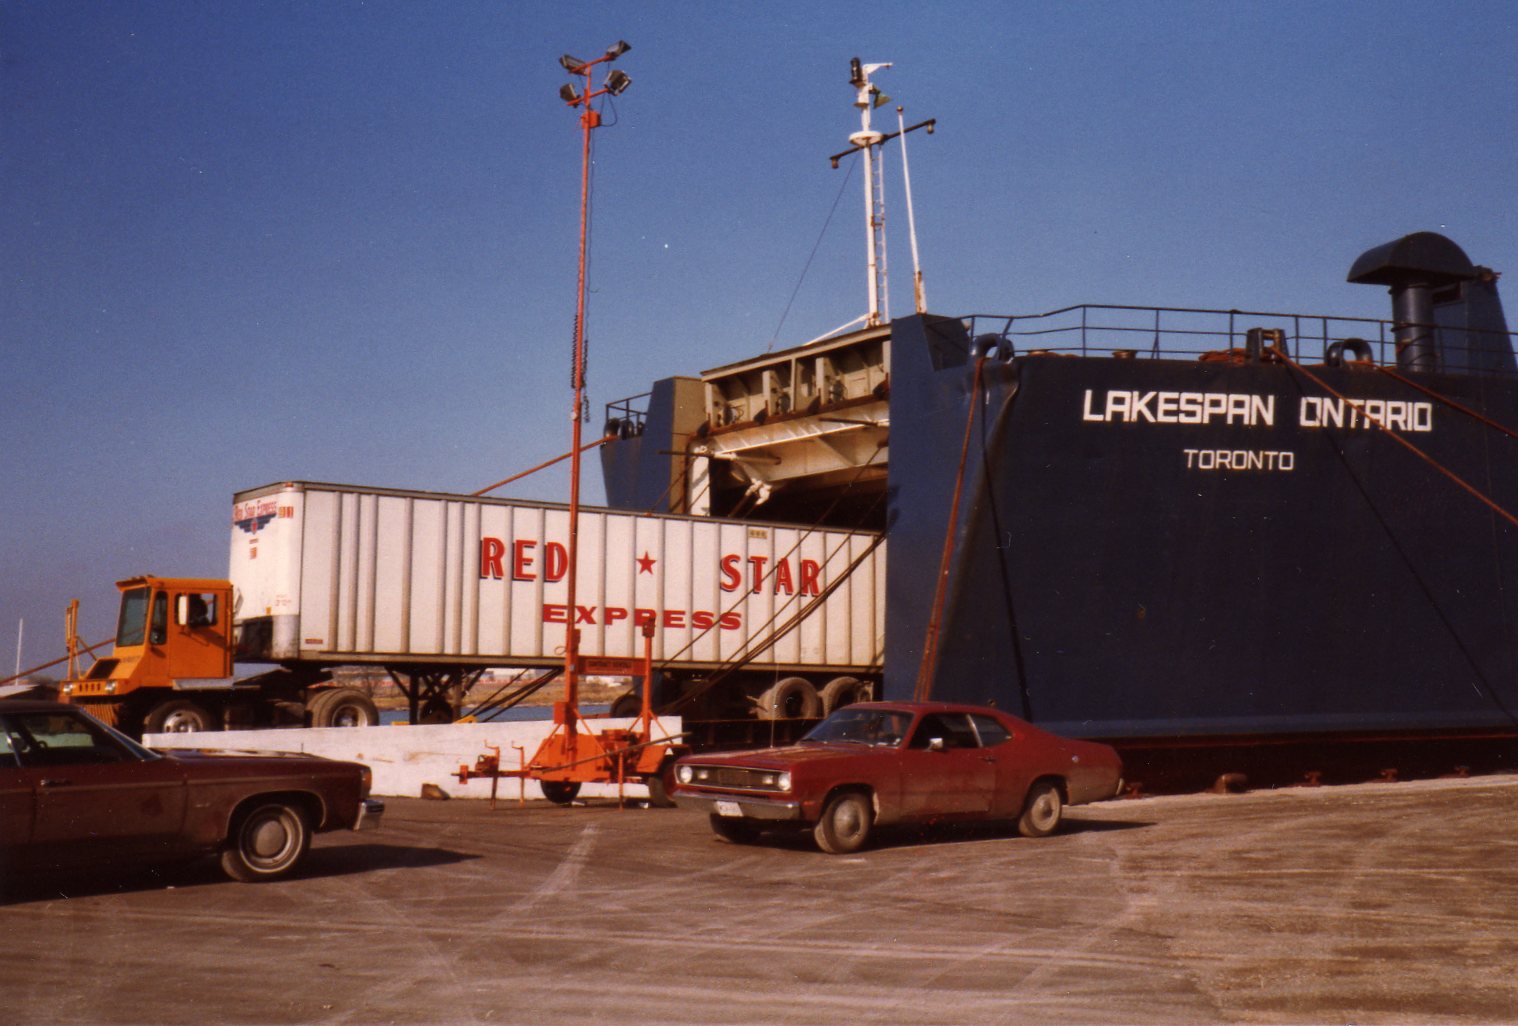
[814,791,873,854]
[609,692,641,718]
[1017,780,1064,838]
[709,814,759,844]
[645,765,678,808]
[144,699,217,734]
[540,781,581,805]
[220,802,311,882]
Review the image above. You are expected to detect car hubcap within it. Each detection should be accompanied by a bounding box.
[250,817,290,859]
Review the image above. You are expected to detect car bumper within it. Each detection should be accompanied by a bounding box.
[355,798,385,831]
[673,791,803,821]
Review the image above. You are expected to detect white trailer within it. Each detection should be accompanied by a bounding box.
[231,481,885,722]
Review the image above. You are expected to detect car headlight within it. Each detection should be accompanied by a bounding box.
[777,772,791,792]
[677,764,693,785]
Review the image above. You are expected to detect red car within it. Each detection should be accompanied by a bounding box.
[672,701,1123,853]
[0,700,382,883]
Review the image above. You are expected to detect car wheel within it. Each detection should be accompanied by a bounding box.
[814,791,873,854]
[145,698,217,734]
[709,814,759,844]
[540,781,581,805]
[309,688,379,728]
[1017,780,1064,838]
[220,801,311,882]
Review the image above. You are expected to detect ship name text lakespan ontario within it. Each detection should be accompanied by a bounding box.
[1079,389,1435,474]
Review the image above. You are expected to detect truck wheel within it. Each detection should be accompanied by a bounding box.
[709,814,758,844]
[220,801,311,882]
[756,677,823,720]
[1016,780,1064,838]
[540,781,581,805]
[309,688,379,728]
[820,676,872,714]
[814,791,873,854]
[144,699,217,734]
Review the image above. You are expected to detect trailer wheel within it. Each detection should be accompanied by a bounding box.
[144,699,217,734]
[820,676,872,714]
[309,688,379,728]
[418,697,453,724]
[220,800,311,882]
[709,814,758,844]
[540,781,581,805]
[756,677,823,720]
[1016,780,1064,838]
[814,790,873,854]
[609,692,641,718]
[645,760,679,808]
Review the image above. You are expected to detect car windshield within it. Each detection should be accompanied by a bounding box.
[800,708,911,747]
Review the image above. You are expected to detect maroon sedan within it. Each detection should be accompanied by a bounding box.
[1,700,382,882]
[672,702,1122,853]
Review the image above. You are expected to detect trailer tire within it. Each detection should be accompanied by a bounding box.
[309,688,379,728]
[645,759,678,808]
[540,781,581,805]
[756,677,823,720]
[610,692,641,718]
[820,676,872,714]
[418,697,453,724]
[144,699,217,734]
[220,800,312,882]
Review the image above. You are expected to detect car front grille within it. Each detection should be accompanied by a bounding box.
[686,765,786,791]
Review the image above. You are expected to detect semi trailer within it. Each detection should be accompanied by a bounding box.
[62,481,885,736]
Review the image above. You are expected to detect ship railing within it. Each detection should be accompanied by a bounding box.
[604,391,650,439]
[961,304,1518,375]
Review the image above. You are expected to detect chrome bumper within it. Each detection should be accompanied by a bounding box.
[673,791,803,821]
[355,798,385,831]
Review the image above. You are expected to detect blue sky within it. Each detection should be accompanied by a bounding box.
[5,1,1518,672]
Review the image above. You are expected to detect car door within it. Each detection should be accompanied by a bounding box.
[897,713,995,818]
[970,713,1039,818]
[0,728,33,860]
[10,711,188,863]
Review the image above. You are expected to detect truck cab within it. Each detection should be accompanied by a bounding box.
[63,576,235,733]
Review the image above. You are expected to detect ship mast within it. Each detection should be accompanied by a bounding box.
[830,58,935,329]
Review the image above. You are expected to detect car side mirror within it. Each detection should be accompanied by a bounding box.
[928,737,946,752]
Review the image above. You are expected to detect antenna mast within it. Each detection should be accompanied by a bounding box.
[830,59,936,327]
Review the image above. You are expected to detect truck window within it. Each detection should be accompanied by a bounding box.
[150,592,168,645]
[177,592,218,628]
[116,587,151,647]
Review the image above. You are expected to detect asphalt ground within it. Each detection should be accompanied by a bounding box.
[5,774,1518,1026]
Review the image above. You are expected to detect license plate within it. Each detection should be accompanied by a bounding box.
[714,800,743,818]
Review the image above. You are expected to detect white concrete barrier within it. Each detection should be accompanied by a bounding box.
[146,715,682,800]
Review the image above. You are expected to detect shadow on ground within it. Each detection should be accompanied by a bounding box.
[0,843,477,905]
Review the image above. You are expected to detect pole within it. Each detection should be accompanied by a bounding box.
[897,106,927,314]
[563,63,597,753]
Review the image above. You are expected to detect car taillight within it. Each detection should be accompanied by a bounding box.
[360,766,373,797]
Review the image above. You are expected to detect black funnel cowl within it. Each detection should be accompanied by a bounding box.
[1347,232,1478,289]
[1348,232,1492,374]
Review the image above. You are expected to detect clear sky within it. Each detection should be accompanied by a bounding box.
[5,0,1518,673]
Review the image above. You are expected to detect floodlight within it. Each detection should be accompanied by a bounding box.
[605,40,631,59]
[605,69,631,96]
[559,83,581,104]
[849,57,864,87]
[559,54,585,72]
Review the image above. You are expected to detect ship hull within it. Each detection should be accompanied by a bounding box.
[886,315,1518,751]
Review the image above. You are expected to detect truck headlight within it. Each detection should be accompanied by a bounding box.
[677,764,693,785]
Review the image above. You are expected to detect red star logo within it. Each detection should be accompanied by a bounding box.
[636,551,656,574]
